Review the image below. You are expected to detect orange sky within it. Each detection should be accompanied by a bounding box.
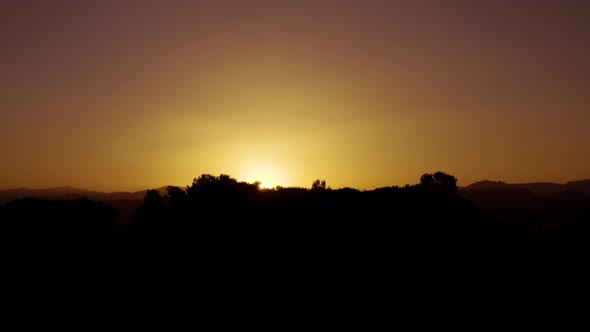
[1,0,589,191]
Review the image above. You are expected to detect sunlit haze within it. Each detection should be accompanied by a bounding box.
[1,0,589,192]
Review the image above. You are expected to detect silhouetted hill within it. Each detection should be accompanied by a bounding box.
[0,186,96,203]
[464,179,590,195]
[460,188,537,209]
[0,186,169,204]
[464,180,510,190]
[565,179,590,193]
[460,182,590,229]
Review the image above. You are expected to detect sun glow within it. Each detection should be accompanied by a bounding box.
[242,162,286,189]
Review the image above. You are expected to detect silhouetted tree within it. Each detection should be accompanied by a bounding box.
[433,171,458,192]
[133,189,168,232]
[167,186,187,209]
[143,189,166,208]
[420,172,458,193]
[420,174,435,187]
[312,179,327,191]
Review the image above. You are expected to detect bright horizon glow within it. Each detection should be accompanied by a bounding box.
[240,161,288,189]
[1,2,589,191]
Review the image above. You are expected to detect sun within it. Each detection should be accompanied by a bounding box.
[242,162,286,189]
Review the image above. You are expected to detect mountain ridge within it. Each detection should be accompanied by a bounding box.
[0,186,171,204]
[463,179,590,195]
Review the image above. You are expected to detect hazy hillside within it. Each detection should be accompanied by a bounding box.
[565,180,590,193]
[0,186,169,204]
[463,180,590,195]
[460,181,590,228]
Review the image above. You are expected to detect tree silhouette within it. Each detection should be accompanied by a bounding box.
[167,186,187,209]
[312,179,327,191]
[420,172,458,193]
[133,189,167,232]
[143,189,166,208]
[420,173,435,187]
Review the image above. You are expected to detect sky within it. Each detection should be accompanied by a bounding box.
[1,0,589,191]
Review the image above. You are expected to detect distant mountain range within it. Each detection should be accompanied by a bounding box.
[0,186,170,204]
[461,179,590,195]
[459,179,590,226]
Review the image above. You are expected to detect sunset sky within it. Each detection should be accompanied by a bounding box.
[1,0,589,191]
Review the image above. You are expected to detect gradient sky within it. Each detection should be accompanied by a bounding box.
[1,0,589,191]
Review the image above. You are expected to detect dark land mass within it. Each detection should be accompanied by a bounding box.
[460,179,590,231]
[1,173,589,288]
[0,186,169,204]
[463,179,590,195]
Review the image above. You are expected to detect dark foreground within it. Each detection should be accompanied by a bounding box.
[2,219,590,288]
[1,173,589,288]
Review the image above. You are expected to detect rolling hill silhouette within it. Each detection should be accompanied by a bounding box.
[0,186,170,204]
[463,179,590,195]
[460,179,590,228]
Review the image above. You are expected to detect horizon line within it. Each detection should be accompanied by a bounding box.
[2,177,590,194]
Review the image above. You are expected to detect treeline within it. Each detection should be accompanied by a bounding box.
[124,171,494,287]
[128,172,482,265]
[1,171,588,287]
[133,172,478,229]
